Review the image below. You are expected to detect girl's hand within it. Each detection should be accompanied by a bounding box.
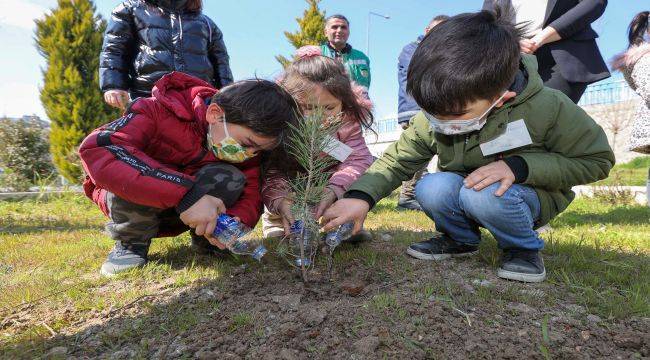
[314,188,337,220]
[278,199,295,236]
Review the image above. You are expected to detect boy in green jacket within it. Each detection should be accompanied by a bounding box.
[320,10,615,283]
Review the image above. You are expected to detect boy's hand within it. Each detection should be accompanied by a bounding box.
[278,199,295,236]
[464,160,515,197]
[320,198,370,234]
[204,215,240,250]
[180,195,225,238]
[314,188,337,220]
[104,90,129,109]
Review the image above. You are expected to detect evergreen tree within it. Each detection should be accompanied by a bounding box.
[276,0,327,67]
[35,0,119,182]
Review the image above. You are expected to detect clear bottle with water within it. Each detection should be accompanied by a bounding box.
[213,214,267,261]
[324,222,355,248]
[290,220,316,267]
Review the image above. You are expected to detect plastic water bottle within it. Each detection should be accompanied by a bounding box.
[290,220,315,267]
[324,222,355,248]
[213,214,267,261]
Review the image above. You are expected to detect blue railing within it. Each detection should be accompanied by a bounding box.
[578,79,639,106]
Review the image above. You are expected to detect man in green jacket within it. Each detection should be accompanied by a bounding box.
[321,10,614,283]
[320,14,371,89]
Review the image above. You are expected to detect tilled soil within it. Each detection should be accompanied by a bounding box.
[4,239,649,359]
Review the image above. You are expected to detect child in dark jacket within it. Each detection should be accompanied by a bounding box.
[100,0,233,109]
[80,72,298,276]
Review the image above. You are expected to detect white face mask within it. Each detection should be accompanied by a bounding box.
[423,92,508,135]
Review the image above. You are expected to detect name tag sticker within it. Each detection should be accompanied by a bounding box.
[480,119,533,156]
[323,135,353,162]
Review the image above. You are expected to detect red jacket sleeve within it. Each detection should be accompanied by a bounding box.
[227,158,263,229]
[79,111,195,209]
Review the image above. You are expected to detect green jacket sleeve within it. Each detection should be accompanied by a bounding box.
[348,113,436,203]
[519,97,615,190]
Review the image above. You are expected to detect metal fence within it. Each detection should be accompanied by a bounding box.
[578,79,639,107]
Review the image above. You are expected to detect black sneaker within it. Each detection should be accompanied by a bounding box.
[397,197,423,212]
[406,234,479,261]
[190,233,229,257]
[100,241,149,277]
[497,249,546,283]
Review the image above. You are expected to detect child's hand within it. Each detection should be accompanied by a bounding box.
[320,198,370,234]
[104,90,129,109]
[180,195,225,238]
[278,199,295,236]
[464,160,515,197]
[314,188,337,220]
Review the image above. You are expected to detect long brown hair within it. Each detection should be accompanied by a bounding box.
[628,11,649,47]
[279,55,374,130]
[185,0,202,12]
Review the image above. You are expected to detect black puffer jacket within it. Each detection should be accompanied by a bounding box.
[99,0,234,98]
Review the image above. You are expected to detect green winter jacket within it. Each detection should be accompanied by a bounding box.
[348,55,615,227]
[320,43,371,89]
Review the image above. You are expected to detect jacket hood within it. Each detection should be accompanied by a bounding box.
[149,0,191,12]
[611,43,650,71]
[151,72,217,122]
[496,54,545,112]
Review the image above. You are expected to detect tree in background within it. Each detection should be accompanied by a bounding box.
[35,0,119,182]
[0,117,55,191]
[276,0,327,67]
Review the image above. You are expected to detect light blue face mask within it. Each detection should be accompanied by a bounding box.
[423,92,507,135]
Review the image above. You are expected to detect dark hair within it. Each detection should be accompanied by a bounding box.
[184,0,202,11]
[325,14,350,26]
[628,11,649,47]
[407,9,521,116]
[280,55,373,130]
[211,79,299,141]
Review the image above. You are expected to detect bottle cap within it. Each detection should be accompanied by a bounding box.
[251,245,267,261]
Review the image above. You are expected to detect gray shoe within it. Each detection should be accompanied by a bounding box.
[497,249,546,283]
[397,197,423,211]
[100,241,149,277]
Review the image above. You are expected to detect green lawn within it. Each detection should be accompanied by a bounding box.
[0,192,648,356]
[593,156,650,186]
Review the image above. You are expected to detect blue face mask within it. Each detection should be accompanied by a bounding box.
[423,92,507,135]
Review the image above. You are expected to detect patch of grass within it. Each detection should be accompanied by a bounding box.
[592,156,649,186]
[371,293,397,313]
[229,311,254,332]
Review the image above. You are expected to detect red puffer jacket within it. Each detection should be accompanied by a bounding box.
[79,72,262,231]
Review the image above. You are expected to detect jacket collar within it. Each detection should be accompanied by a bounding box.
[543,0,557,26]
[326,42,352,55]
[150,0,190,13]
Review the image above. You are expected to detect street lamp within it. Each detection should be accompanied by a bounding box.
[366,11,390,57]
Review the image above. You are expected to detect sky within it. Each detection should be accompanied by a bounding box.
[0,0,647,121]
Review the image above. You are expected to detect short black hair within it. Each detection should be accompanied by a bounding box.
[325,14,350,26]
[408,9,521,116]
[212,79,299,141]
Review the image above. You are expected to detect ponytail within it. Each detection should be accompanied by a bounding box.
[628,11,649,47]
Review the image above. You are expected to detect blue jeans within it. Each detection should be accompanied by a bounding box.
[415,172,543,250]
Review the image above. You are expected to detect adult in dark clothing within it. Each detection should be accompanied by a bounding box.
[100,0,233,109]
[483,0,610,103]
[396,15,449,211]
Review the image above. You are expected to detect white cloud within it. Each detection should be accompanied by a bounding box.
[0,82,47,120]
[0,0,47,30]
